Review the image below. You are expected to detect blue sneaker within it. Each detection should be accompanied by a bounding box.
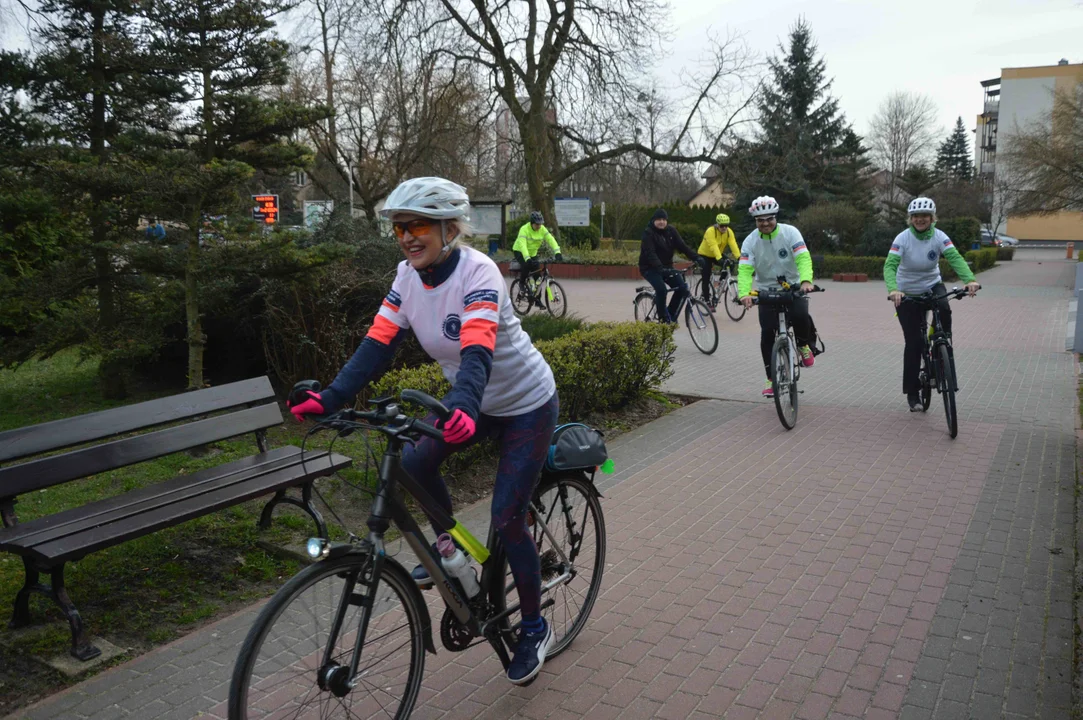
[506,619,553,685]
[411,543,439,589]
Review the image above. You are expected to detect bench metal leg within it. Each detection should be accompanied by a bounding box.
[259,482,328,539]
[9,560,101,661]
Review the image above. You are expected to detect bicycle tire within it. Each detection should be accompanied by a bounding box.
[633,291,656,322]
[545,280,568,318]
[229,552,426,720]
[490,473,606,659]
[685,297,719,354]
[919,352,932,411]
[510,279,533,316]
[938,343,958,438]
[771,336,798,429]
[724,278,747,321]
[693,277,705,302]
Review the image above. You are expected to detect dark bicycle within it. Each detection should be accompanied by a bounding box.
[751,278,825,430]
[693,257,746,322]
[229,389,606,719]
[633,267,719,354]
[895,285,978,439]
[509,261,567,318]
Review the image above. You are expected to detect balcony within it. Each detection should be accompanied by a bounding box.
[980,140,997,151]
[980,162,996,176]
[983,100,999,116]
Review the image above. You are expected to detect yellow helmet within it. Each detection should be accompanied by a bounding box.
[715,213,730,225]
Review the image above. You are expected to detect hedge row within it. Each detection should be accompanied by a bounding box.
[996,247,1015,261]
[934,217,981,249]
[370,321,677,421]
[814,247,1000,281]
[504,216,602,250]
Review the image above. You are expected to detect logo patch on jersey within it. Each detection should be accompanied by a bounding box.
[442,314,462,341]
[778,248,789,259]
[464,289,499,313]
[927,249,937,261]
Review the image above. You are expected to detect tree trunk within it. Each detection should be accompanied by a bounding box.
[91,6,125,399]
[521,110,559,238]
[185,218,205,390]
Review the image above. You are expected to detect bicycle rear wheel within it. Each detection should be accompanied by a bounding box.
[492,473,606,658]
[724,278,747,321]
[937,343,958,438]
[771,336,798,429]
[919,352,932,411]
[510,279,532,316]
[544,280,568,318]
[633,291,656,322]
[685,298,719,354]
[229,552,426,720]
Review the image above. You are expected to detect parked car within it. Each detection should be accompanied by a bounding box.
[979,229,1019,247]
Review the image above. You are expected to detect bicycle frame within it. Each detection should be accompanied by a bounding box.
[914,299,956,393]
[322,427,574,676]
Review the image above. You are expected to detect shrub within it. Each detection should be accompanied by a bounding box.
[996,246,1015,261]
[796,202,868,254]
[518,314,585,342]
[671,222,705,248]
[371,321,676,421]
[813,255,886,279]
[935,217,981,249]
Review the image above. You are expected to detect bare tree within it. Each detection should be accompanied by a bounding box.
[999,81,1083,216]
[868,91,939,207]
[391,0,759,233]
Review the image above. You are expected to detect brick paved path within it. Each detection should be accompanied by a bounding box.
[5,250,1076,719]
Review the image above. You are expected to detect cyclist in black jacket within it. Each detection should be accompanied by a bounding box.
[638,208,702,322]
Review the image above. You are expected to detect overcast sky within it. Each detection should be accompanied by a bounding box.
[660,0,1083,147]
[3,0,1080,154]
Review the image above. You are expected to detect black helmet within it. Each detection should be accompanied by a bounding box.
[529,211,544,224]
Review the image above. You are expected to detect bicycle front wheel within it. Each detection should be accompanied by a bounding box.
[685,298,719,354]
[919,352,932,411]
[633,291,656,322]
[545,280,568,318]
[492,473,606,658]
[937,343,958,438]
[724,278,747,321]
[229,552,426,720]
[510,279,532,316]
[771,336,798,429]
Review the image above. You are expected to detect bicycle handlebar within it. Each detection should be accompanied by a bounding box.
[891,284,981,304]
[309,390,451,443]
[749,285,825,305]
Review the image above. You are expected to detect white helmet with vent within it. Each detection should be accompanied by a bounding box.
[907,197,936,215]
[380,177,470,219]
[749,195,780,217]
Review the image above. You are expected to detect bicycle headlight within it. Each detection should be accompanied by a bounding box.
[306,537,330,559]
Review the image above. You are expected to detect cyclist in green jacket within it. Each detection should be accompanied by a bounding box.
[885,197,980,411]
[513,212,563,306]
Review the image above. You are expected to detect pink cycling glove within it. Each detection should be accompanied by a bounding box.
[442,409,476,444]
[288,391,325,422]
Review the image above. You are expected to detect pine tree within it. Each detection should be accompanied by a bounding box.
[935,117,974,181]
[145,0,325,389]
[751,17,855,216]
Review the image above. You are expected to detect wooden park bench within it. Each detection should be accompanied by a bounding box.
[0,376,351,661]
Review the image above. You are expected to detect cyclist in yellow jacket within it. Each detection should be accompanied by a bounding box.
[513,211,563,307]
[697,214,740,308]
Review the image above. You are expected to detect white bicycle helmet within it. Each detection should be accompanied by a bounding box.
[380,177,470,219]
[907,197,936,215]
[749,195,780,217]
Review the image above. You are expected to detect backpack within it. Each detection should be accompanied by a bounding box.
[546,423,610,472]
[808,314,826,356]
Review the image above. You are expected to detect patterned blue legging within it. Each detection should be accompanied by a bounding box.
[402,392,559,621]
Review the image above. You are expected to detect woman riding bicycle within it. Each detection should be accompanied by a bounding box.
[697,213,740,308]
[885,197,980,412]
[737,196,817,398]
[638,208,704,322]
[513,211,563,307]
[288,177,559,685]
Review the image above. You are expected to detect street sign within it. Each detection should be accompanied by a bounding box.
[555,197,591,227]
[303,200,334,229]
[252,194,279,224]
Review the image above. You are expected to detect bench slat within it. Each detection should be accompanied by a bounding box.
[24,450,352,565]
[0,377,276,465]
[0,446,304,547]
[0,403,283,496]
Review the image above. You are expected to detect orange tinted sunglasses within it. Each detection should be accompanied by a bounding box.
[392,219,436,239]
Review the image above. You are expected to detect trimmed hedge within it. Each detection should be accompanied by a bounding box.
[371,321,676,421]
[935,217,981,249]
[518,313,585,342]
[813,255,886,279]
[996,247,1015,261]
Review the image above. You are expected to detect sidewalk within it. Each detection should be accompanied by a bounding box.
[5,249,1077,719]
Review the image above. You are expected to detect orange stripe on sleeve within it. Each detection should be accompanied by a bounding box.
[366,315,401,345]
[461,318,497,351]
[464,301,499,314]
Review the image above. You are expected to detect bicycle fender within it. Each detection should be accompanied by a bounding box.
[541,468,604,498]
[323,545,437,655]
